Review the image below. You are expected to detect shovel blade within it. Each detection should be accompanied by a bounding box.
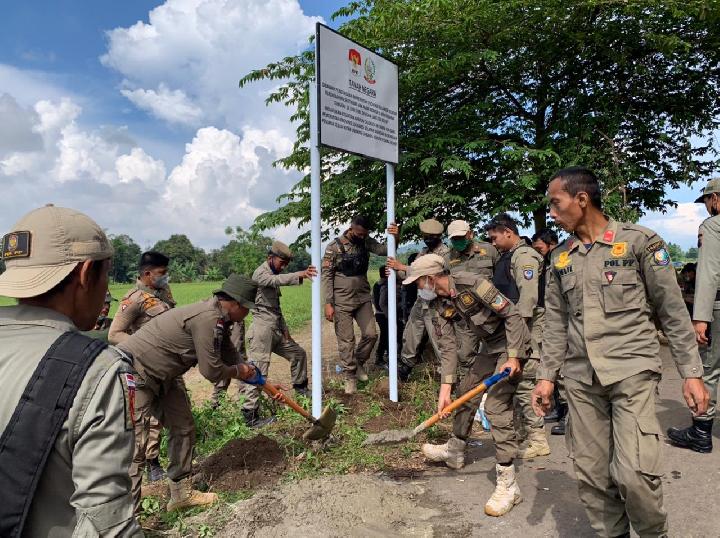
[362,428,415,446]
[302,406,337,441]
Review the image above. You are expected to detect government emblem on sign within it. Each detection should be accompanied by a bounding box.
[364,57,376,84]
[348,49,361,77]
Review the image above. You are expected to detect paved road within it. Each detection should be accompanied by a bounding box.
[413,344,720,537]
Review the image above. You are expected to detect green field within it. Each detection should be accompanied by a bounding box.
[0,280,316,330]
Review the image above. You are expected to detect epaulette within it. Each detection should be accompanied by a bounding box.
[620,222,655,239]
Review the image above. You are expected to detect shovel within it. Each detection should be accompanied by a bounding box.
[261,382,337,441]
[363,368,511,445]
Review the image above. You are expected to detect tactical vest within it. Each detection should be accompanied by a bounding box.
[335,238,369,277]
[0,332,110,537]
[493,251,521,304]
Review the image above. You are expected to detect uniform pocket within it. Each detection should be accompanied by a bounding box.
[601,270,642,313]
[636,414,663,477]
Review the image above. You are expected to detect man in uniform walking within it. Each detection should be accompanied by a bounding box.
[667,177,720,453]
[386,218,449,380]
[0,205,141,536]
[237,240,316,425]
[485,213,550,458]
[532,167,708,537]
[444,219,498,378]
[323,215,399,394]
[118,274,276,513]
[403,254,530,516]
[109,250,175,482]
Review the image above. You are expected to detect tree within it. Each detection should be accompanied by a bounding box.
[686,247,699,260]
[667,242,684,262]
[152,234,207,276]
[240,0,720,244]
[224,226,273,277]
[286,247,312,273]
[109,234,142,283]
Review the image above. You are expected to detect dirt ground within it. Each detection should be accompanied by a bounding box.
[180,322,720,537]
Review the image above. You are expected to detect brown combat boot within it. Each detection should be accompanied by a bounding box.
[356,363,369,382]
[344,378,357,395]
[516,428,551,459]
[421,437,466,469]
[167,477,218,512]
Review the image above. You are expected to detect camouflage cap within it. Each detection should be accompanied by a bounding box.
[214,273,257,309]
[0,205,113,299]
[447,220,471,238]
[269,240,293,261]
[402,254,446,285]
[694,178,720,203]
[419,219,444,235]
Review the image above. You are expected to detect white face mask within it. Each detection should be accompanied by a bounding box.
[153,274,170,288]
[417,278,437,301]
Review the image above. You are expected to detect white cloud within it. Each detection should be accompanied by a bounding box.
[641,203,707,247]
[116,147,167,185]
[120,83,204,126]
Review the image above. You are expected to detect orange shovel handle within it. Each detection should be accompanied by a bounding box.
[261,382,313,421]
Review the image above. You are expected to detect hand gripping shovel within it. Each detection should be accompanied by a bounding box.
[261,382,337,441]
[363,368,511,445]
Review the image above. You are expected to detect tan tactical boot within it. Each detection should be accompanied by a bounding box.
[516,428,551,459]
[356,363,369,382]
[421,437,466,469]
[344,378,357,395]
[167,477,218,512]
[484,464,522,517]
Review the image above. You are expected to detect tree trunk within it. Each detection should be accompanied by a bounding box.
[532,206,547,233]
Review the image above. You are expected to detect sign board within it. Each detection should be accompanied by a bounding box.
[316,23,399,164]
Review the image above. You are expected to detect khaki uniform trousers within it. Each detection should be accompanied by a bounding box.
[130,368,196,511]
[565,371,667,537]
[697,308,720,421]
[452,342,520,464]
[237,323,308,411]
[514,358,544,431]
[400,299,441,368]
[333,301,377,378]
[145,417,162,460]
[454,317,482,379]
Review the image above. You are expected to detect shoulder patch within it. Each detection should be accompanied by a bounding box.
[490,294,509,312]
[523,267,535,280]
[118,372,136,431]
[653,248,671,266]
[645,240,664,253]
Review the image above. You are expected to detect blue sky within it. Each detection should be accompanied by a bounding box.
[0,1,712,251]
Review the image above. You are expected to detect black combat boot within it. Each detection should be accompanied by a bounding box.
[544,401,567,423]
[242,409,275,428]
[147,458,166,482]
[398,362,413,382]
[667,419,713,453]
[293,381,309,398]
[551,416,566,435]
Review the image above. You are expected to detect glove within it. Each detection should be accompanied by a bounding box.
[243,362,266,386]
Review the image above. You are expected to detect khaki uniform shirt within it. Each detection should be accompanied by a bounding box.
[0,305,141,537]
[444,241,498,278]
[108,280,175,344]
[538,220,703,386]
[118,297,242,384]
[509,241,544,358]
[693,214,720,321]
[252,261,301,332]
[430,272,531,384]
[322,231,387,307]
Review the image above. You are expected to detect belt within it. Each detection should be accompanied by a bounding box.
[716,291,720,301]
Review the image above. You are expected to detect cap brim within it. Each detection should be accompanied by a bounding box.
[694,194,706,203]
[0,262,77,299]
[402,272,422,285]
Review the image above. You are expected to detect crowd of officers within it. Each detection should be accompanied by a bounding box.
[0,166,718,537]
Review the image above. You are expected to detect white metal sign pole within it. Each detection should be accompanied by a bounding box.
[309,82,323,419]
[386,163,398,402]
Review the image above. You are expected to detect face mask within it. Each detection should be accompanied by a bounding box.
[153,274,170,288]
[269,258,281,275]
[451,238,470,252]
[424,237,441,250]
[417,279,437,301]
[350,234,365,245]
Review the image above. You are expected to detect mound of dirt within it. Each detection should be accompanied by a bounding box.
[199,434,286,491]
[216,474,472,538]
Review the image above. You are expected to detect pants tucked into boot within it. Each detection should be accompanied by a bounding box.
[565,371,667,538]
[130,368,196,513]
[334,301,377,378]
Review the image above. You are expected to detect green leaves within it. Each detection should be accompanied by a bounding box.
[240,0,720,238]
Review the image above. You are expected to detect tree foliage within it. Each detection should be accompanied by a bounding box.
[240,0,720,243]
[110,234,142,283]
[152,234,207,274]
[686,246,699,259]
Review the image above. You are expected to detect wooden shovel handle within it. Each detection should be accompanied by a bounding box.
[415,369,511,433]
[261,382,313,421]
